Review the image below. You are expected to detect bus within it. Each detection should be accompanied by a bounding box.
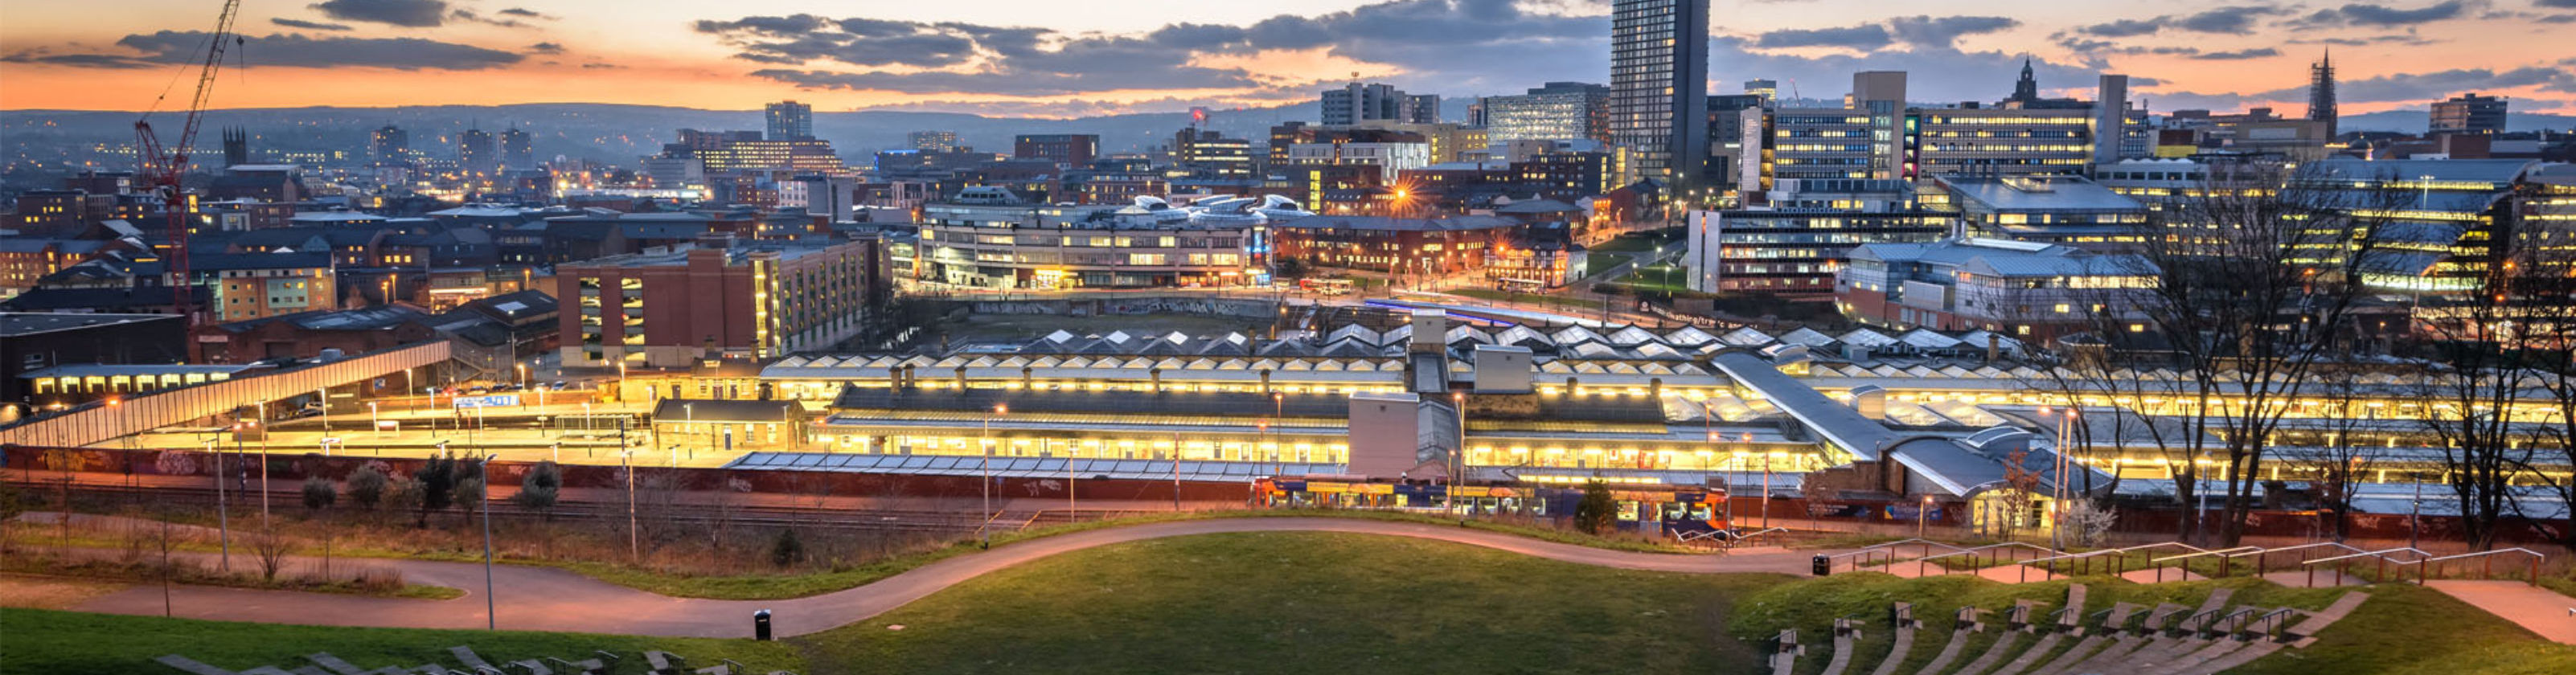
[1260,479,1729,534]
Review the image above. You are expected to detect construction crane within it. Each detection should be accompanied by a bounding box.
[133,0,243,333]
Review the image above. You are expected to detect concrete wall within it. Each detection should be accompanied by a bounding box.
[1344,391,1421,479]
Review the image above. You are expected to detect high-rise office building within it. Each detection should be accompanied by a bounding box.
[908,130,959,153]
[2307,51,2337,137]
[1321,83,1439,125]
[371,125,408,164]
[766,100,814,141]
[1478,82,1611,143]
[2430,93,2506,135]
[458,128,496,175]
[1174,129,1253,178]
[500,128,533,170]
[1610,0,1709,184]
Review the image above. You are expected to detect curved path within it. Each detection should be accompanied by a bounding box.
[66,518,1826,638]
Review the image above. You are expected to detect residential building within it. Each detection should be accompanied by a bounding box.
[556,235,885,368]
[500,128,533,170]
[371,125,409,165]
[1014,134,1099,167]
[907,130,959,153]
[1609,0,1709,183]
[1,239,117,300]
[1321,83,1438,125]
[187,252,338,323]
[1836,238,2156,338]
[766,100,814,141]
[2431,93,2508,136]
[1478,82,1610,143]
[460,128,497,175]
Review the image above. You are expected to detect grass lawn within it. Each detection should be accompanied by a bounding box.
[0,608,806,675]
[1589,227,1681,254]
[1581,253,1628,277]
[795,531,1776,675]
[1616,264,1692,293]
[1730,573,2576,675]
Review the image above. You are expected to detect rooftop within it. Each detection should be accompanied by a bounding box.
[1270,215,1520,232]
[1934,174,2145,213]
[0,313,179,338]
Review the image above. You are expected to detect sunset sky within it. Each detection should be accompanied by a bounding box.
[2,0,2570,117]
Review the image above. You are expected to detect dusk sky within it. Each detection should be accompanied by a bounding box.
[2,0,2571,117]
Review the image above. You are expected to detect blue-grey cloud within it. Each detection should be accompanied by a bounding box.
[498,8,552,19]
[1885,16,2020,48]
[1754,24,1893,50]
[308,0,446,27]
[269,18,354,31]
[2077,6,2285,37]
[2252,64,2573,101]
[2296,2,2471,27]
[2192,47,2282,59]
[14,31,525,71]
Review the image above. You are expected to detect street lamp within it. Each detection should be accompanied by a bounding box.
[207,436,230,571]
[982,403,1007,545]
[477,454,498,630]
[617,448,640,562]
[1918,495,1933,537]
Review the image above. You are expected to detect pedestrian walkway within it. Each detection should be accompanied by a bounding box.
[2426,580,2576,644]
[53,517,1832,639]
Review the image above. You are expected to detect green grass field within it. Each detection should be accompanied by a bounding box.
[795,531,1773,674]
[1732,572,2576,675]
[0,608,806,675]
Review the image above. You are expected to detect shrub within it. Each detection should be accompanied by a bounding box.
[514,461,562,518]
[347,466,388,510]
[772,528,805,568]
[1574,480,1617,534]
[301,477,338,513]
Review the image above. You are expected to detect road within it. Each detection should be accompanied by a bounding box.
[61,517,1823,638]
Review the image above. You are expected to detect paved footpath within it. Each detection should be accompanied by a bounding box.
[2426,580,2576,645]
[65,518,1827,639]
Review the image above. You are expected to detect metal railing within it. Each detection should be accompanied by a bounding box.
[2020,542,2209,583]
[1909,542,2061,579]
[2300,546,2436,584]
[1826,538,1971,574]
[2414,547,2549,587]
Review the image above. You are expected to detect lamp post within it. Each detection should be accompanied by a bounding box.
[1918,495,1933,538]
[982,403,1007,545]
[618,448,640,562]
[478,454,498,630]
[1451,391,1466,513]
[208,436,230,571]
[369,402,380,440]
[683,403,695,463]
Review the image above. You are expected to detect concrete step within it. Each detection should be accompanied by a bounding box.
[1987,632,2064,675]
[1867,627,1917,675]
[2025,634,2116,675]
[1953,631,2027,675]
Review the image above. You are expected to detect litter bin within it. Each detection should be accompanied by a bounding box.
[754,609,773,640]
[1811,554,1832,576]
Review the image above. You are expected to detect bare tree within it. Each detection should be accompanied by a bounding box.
[2403,209,2576,550]
[2277,365,2390,542]
[251,529,292,583]
[2116,160,2401,546]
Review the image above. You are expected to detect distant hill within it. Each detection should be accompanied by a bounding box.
[2339,109,2575,133]
[0,102,1337,168]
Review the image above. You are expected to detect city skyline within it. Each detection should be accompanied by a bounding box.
[2,1,2572,117]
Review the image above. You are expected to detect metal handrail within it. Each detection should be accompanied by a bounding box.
[1911,542,2062,578]
[1827,538,1969,561]
[2415,547,2549,586]
[2225,542,2365,560]
[2300,546,2434,566]
[2150,546,2261,564]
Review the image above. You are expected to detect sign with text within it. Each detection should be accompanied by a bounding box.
[452,395,520,409]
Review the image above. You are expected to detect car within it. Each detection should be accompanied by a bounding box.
[549,381,569,391]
